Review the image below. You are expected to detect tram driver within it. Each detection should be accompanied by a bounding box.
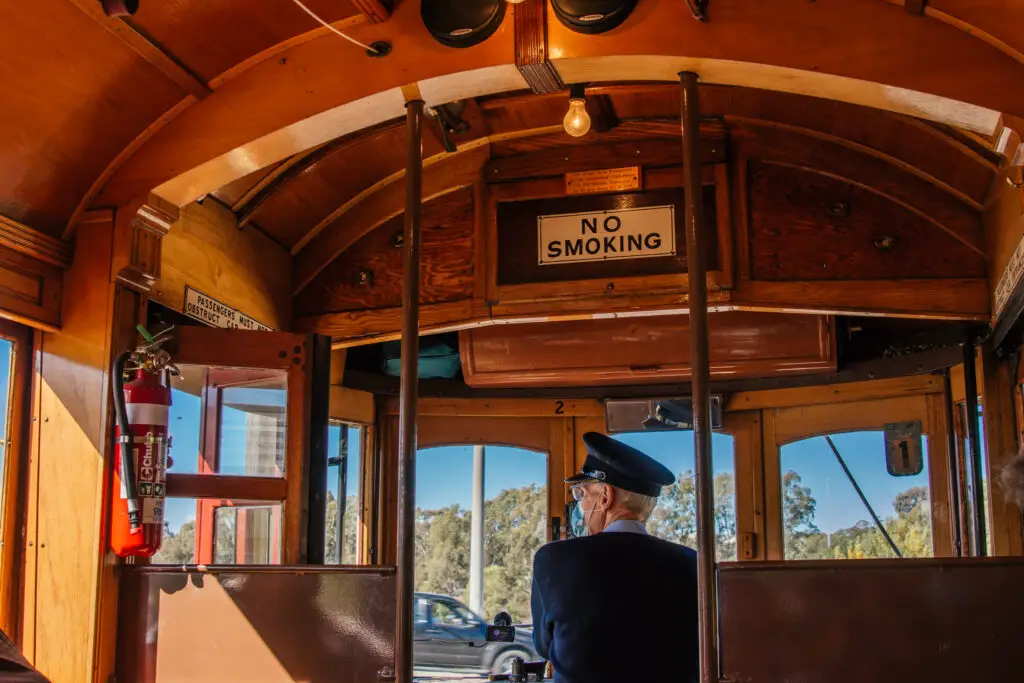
[530,433,699,683]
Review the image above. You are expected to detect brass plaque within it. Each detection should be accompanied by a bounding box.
[565,166,641,195]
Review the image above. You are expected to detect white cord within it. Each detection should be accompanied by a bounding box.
[289,0,382,54]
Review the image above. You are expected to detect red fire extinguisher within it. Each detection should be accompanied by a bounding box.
[110,327,176,557]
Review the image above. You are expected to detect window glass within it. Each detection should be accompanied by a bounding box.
[414,445,546,624]
[780,431,933,560]
[612,431,737,561]
[218,371,287,477]
[959,401,992,556]
[326,422,362,564]
[214,504,282,564]
[153,497,199,564]
[432,600,476,625]
[152,498,282,564]
[167,364,203,475]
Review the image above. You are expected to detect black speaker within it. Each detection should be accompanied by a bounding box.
[421,0,507,49]
[551,0,638,34]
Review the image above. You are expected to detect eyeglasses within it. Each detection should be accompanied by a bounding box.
[571,484,587,501]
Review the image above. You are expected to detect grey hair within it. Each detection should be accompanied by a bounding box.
[1000,451,1024,508]
[614,486,659,521]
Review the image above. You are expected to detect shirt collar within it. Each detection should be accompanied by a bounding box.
[602,519,649,535]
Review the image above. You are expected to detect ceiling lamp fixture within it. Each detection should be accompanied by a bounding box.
[422,0,507,48]
[550,0,638,34]
[563,84,591,138]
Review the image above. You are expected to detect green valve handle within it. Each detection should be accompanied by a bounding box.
[136,324,155,343]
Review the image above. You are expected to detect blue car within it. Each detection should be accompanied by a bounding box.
[414,593,538,675]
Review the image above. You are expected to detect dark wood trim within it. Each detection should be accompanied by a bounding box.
[514,0,564,94]
[342,344,965,399]
[65,0,211,100]
[351,0,390,23]
[486,137,726,183]
[0,215,72,270]
[165,474,288,501]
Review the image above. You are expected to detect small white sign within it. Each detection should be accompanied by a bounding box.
[994,231,1024,320]
[184,286,274,331]
[538,205,675,265]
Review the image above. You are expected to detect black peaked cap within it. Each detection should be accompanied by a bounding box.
[565,432,674,497]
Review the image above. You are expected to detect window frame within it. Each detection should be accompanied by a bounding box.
[156,327,315,565]
[0,320,31,639]
[763,393,954,561]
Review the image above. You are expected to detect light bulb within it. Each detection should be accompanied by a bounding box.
[563,98,591,137]
[506,0,527,3]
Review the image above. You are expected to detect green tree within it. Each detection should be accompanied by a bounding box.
[325,490,360,564]
[646,470,737,561]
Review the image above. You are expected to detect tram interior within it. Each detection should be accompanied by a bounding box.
[3,1,1024,682]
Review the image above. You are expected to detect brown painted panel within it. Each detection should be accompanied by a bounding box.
[460,311,834,388]
[130,0,361,82]
[719,558,1024,683]
[747,162,987,280]
[0,0,184,236]
[497,187,717,286]
[117,566,395,683]
[295,188,474,315]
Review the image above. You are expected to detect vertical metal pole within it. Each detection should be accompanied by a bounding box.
[337,424,349,562]
[962,339,988,556]
[680,71,718,683]
[469,445,486,616]
[942,370,963,557]
[396,98,424,683]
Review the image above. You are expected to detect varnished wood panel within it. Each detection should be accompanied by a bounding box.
[734,279,989,320]
[129,0,362,82]
[0,245,62,331]
[0,0,185,236]
[486,138,725,182]
[460,311,835,388]
[25,219,116,683]
[295,188,474,315]
[156,200,291,331]
[250,122,448,250]
[747,162,987,281]
[732,124,984,256]
[497,187,717,286]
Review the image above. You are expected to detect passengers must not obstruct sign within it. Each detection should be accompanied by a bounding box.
[537,204,676,265]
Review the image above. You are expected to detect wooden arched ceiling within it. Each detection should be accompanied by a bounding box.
[188,83,999,298]
[2,0,1024,246]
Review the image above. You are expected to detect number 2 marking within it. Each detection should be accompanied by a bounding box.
[554,401,565,415]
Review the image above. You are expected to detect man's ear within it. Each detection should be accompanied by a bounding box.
[598,484,614,511]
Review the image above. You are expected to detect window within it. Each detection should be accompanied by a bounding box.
[432,599,477,625]
[957,401,991,556]
[155,364,292,565]
[325,422,362,564]
[414,446,546,624]
[612,431,737,561]
[0,322,28,637]
[780,431,933,560]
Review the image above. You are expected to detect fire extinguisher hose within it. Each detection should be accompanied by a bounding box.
[112,351,142,533]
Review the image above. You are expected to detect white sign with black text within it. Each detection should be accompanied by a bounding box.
[537,204,675,265]
[183,286,274,331]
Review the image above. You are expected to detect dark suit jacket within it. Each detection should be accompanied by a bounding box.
[530,532,699,683]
